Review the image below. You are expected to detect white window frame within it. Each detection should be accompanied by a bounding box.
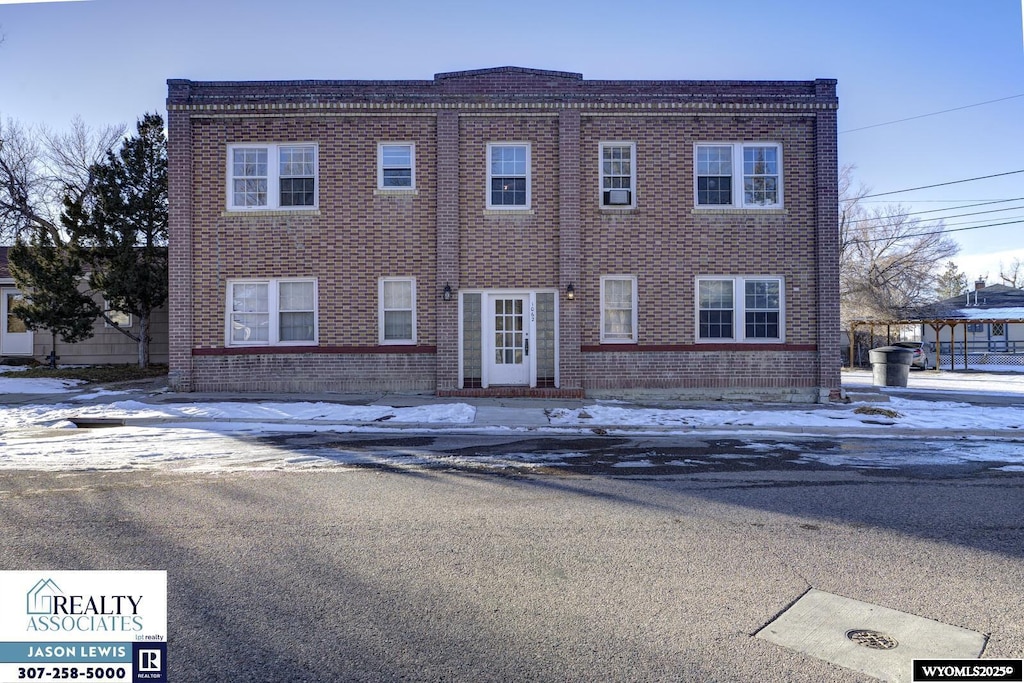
[600,275,638,344]
[227,143,318,211]
[694,143,782,209]
[486,142,531,210]
[377,143,415,190]
[695,276,784,343]
[599,141,637,209]
[225,278,318,347]
[103,301,132,328]
[378,277,417,345]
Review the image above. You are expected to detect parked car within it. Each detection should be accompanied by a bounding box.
[892,341,931,369]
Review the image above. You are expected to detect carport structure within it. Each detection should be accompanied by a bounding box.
[848,316,1024,371]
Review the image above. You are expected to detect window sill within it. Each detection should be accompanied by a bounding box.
[484,209,535,217]
[374,189,419,197]
[599,206,638,214]
[599,339,638,345]
[694,339,785,345]
[692,208,787,216]
[222,209,321,218]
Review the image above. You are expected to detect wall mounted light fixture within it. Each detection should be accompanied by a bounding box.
[566,283,575,300]
[442,283,453,301]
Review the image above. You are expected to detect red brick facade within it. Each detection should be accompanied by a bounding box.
[167,66,840,400]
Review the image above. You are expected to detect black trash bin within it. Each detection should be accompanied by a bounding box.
[869,346,913,387]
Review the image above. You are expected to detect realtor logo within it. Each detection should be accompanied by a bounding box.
[132,642,167,683]
[26,578,62,615]
[139,649,160,671]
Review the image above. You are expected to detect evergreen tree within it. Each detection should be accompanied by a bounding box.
[72,113,168,367]
[7,227,99,367]
[934,261,969,301]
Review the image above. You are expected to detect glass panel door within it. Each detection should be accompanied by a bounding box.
[1,289,34,355]
[487,295,529,385]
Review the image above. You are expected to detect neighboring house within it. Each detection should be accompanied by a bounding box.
[0,246,169,365]
[918,280,1024,368]
[166,66,840,400]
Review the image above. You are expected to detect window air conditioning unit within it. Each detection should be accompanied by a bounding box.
[605,189,631,206]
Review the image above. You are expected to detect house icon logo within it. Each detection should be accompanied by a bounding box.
[26,578,62,615]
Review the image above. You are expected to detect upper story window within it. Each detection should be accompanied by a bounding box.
[600,275,638,343]
[228,144,317,210]
[378,143,415,190]
[379,277,416,344]
[487,143,530,209]
[696,276,783,343]
[600,142,636,208]
[695,143,782,209]
[227,278,317,346]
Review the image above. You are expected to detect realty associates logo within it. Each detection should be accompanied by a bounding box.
[24,577,145,633]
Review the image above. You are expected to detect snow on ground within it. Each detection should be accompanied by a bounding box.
[546,396,1024,431]
[0,365,82,394]
[1,367,1024,472]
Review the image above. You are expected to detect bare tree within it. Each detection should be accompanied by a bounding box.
[998,257,1024,289]
[839,164,960,321]
[0,116,124,244]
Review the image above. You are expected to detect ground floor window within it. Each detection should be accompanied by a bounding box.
[600,276,637,343]
[379,278,416,344]
[696,276,783,343]
[227,278,317,346]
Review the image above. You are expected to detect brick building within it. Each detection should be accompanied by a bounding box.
[166,66,839,401]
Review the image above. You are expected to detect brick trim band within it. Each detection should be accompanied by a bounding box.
[581,344,817,353]
[193,345,437,356]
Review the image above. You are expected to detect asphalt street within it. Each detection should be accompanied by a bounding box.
[1,458,1021,682]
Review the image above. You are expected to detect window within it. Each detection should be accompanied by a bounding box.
[487,143,530,209]
[695,143,782,208]
[697,277,783,342]
[600,142,636,208]
[600,276,637,343]
[228,144,317,210]
[697,279,733,339]
[103,302,132,328]
[227,279,317,346]
[378,143,415,189]
[744,279,780,339]
[5,292,27,334]
[379,278,416,344]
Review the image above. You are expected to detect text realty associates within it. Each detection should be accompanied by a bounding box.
[29,594,144,633]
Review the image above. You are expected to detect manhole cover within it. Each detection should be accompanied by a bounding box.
[846,629,899,650]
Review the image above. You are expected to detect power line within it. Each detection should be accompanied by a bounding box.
[856,218,1024,243]
[839,93,1024,134]
[851,171,1024,200]
[845,201,1024,225]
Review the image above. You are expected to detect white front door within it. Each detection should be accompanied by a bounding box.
[486,294,530,386]
[1,288,34,356]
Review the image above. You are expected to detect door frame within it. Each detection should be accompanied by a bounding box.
[484,291,533,387]
[458,288,559,389]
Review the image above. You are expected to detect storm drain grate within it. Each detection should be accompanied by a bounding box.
[846,629,898,650]
[756,590,986,681]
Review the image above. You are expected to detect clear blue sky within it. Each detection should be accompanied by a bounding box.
[2,0,1022,281]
